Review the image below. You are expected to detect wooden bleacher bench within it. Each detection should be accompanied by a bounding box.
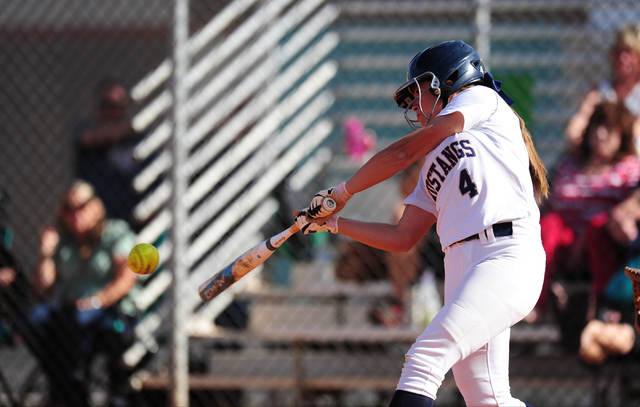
[258,326,420,344]
[133,372,295,391]
[134,373,401,393]
[241,280,394,300]
[510,323,561,344]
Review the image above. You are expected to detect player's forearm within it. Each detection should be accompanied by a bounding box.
[344,146,415,195]
[32,257,56,297]
[345,113,462,195]
[565,90,600,147]
[91,260,137,308]
[613,188,640,221]
[337,218,415,253]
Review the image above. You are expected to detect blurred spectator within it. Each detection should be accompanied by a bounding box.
[565,25,640,156]
[579,260,638,366]
[73,79,144,230]
[529,102,640,328]
[579,143,640,361]
[342,117,377,163]
[335,240,387,284]
[24,180,139,407]
[0,188,32,344]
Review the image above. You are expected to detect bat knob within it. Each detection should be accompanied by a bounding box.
[323,198,336,211]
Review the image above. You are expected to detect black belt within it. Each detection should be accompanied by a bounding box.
[453,222,513,246]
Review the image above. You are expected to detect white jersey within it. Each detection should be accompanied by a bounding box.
[404,86,541,248]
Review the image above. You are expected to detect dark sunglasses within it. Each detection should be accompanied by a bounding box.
[64,198,93,214]
[99,100,128,111]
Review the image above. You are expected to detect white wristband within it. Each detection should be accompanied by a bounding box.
[327,215,340,234]
[335,182,353,202]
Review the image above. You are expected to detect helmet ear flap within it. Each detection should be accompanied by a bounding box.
[440,90,451,109]
[440,79,454,108]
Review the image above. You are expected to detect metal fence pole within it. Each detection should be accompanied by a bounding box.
[476,0,491,69]
[170,0,190,405]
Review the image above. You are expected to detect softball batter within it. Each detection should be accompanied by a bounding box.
[295,40,548,406]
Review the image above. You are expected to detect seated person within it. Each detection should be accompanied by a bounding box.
[0,188,32,344]
[579,262,638,366]
[24,180,139,407]
[530,102,640,325]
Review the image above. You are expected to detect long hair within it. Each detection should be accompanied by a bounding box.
[452,84,549,201]
[512,109,549,202]
[576,101,637,165]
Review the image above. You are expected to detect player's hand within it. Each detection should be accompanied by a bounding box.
[607,194,640,244]
[307,182,353,221]
[0,268,16,288]
[293,210,339,234]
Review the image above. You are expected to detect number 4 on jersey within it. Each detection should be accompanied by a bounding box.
[459,168,478,198]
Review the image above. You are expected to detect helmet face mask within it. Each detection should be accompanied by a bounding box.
[403,74,441,130]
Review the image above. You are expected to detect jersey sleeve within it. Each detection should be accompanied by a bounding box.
[403,168,437,215]
[439,86,498,132]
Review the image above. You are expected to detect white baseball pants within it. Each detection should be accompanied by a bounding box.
[397,233,545,406]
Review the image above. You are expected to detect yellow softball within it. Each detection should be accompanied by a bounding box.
[128,243,159,275]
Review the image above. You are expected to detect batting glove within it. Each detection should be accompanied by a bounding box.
[294,210,339,234]
[308,182,353,219]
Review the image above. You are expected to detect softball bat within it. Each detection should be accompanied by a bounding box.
[198,198,336,302]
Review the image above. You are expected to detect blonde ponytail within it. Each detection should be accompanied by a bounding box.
[513,109,549,202]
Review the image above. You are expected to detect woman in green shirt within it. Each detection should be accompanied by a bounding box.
[28,180,139,406]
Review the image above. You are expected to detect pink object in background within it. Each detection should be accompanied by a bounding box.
[343,117,377,162]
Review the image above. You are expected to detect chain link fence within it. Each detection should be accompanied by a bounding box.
[1,0,640,406]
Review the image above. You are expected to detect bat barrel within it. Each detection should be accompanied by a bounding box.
[198,225,298,302]
[199,264,235,302]
[198,197,335,302]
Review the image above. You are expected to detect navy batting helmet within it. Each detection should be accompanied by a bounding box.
[394,40,485,109]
